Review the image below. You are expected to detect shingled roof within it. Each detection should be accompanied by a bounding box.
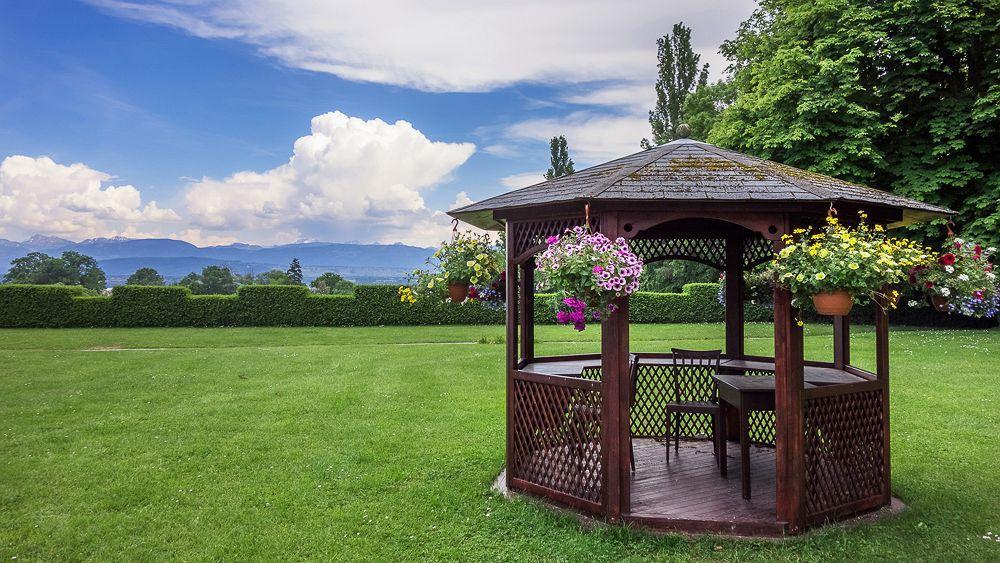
[449,138,952,230]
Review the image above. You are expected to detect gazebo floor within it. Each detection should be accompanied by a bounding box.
[626,438,782,536]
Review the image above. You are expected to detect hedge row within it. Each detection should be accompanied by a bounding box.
[0,283,992,328]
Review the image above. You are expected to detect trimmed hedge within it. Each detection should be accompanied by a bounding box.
[0,283,993,328]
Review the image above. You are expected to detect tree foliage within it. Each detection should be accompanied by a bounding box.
[286,258,304,285]
[643,22,709,148]
[709,0,1000,247]
[177,265,237,295]
[310,272,355,295]
[255,270,294,285]
[544,136,575,180]
[2,251,106,290]
[640,261,718,293]
[126,267,165,286]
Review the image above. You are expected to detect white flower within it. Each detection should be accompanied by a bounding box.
[944,265,955,274]
[941,287,952,297]
[907,300,919,307]
[988,247,997,253]
[955,237,965,244]
[987,272,997,280]
[958,273,970,281]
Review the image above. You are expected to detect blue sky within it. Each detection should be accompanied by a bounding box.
[0,0,755,246]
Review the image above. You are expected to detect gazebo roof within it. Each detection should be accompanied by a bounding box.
[450,138,952,229]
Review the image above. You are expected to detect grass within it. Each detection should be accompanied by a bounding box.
[1,323,998,561]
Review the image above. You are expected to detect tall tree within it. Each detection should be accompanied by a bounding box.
[681,79,735,142]
[709,0,1000,247]
[643,22,710,148]
[310,272,355,295]
[286,258,304,285]
[126,267,165,286]
[177,265,237,294]
[2,251,106,290]
[544,136,575,180]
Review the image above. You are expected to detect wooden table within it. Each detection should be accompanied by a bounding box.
[712,375,818,500]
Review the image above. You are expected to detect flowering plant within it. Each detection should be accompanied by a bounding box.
[535,226,643,330]
[909,237,998,317]
[773,211,930,307]
[408,230,504,300]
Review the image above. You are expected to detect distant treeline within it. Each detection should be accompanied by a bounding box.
[0,283,993,329]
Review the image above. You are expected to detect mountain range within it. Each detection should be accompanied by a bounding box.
[0,235,434,285]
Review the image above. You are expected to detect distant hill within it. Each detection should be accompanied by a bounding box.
[0,235,433,285]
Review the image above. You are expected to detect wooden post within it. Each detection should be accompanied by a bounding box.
[600,212,630,519]
[725,235,746,359]
[832,315,850,369]
[875,298,891,505]
[505,222,519,476]
[773,286,806,532]
[519,258,535,363]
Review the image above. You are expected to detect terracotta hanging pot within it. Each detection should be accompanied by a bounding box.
[812,290,854,316]
[931,295,951,313]
[448,282,470,302]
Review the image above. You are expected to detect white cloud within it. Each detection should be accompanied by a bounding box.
[502,111,650,164]
[0,155,180,240]
[88,0,755,92]
[184,111,475,245]
[500,172,545,189]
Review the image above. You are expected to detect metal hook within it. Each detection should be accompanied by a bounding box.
[584,202,591,230]
[450,218,459,241]
[827,202,838,218]
[946,220,956,237]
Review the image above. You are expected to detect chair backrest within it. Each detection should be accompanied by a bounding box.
[670,348,722,402]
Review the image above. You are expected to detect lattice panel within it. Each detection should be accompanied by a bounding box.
[630,238,726,269]
[748,410,776,446]
[632,363,716,438]
[510,377,603,505]
[804,389,885,518]
[580,367,602,381]
[743,235,775,269]
[510,217,599,260]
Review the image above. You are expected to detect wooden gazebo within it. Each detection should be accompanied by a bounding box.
[449,136,951,536]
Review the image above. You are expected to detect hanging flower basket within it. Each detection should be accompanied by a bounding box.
[812,290,854,316]
[536,226,643,331]
[448,282,470,303]
[773,211,930,320]
[405,230,504,303]
[930,295,951,312]
[910,237,998,318]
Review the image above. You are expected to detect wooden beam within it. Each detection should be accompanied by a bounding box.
[725,235,746,359]
[505,222,519,478]
[600,212,630,519]
[773,284,806,532]
[519,259,535,362]
[875,298,891,506]
[832,315,851,370]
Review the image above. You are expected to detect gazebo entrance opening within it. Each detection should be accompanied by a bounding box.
[451,136,949,536]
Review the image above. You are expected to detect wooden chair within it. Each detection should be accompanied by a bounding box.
[664,348,724,466]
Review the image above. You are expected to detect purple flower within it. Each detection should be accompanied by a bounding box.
[593,265,604,275]
[546,235,559,245]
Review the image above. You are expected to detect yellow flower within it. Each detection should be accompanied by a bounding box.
[848,262,859,270]
[796,320,804,327]
[466,260,475,267]
[796,273,805,282]
[819,249,831,258]
[815,272,827,280]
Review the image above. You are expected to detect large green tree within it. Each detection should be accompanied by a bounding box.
[3,251,106,290]
[709,0,1000,246]
[126,267,165,286]
[286,258,304,285]
[310,272,355,295]
[544,136,574,180]
[177,265,237,295]
[643,22,709,148]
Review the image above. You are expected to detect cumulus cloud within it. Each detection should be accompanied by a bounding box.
[500,172,545,190]
[87,0,753,93]
[502,111,651,164]
[184,111,475,245]
[0,155,180,240]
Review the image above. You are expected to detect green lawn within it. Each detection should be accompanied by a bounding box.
[1,324,998,561]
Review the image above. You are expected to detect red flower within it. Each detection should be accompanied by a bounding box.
[924,281,934,289]
[954,241,963,249]
[468,286,479,300]
[974,244,982,259]
[938,253,956,266]
[908,274,917,285]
